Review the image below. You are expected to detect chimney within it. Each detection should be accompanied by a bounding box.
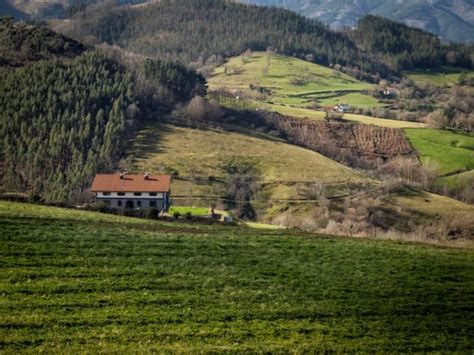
[144,172,150,180]
[120,171,128,179]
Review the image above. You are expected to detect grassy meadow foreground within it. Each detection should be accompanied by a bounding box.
[1,201,473,352]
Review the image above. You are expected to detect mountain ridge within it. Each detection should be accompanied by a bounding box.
[240,0,474,43]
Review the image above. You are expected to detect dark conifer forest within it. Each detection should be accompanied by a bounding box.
[64,0,391,76]
[0,52,136,202]
[0,16,86,66]
[143,58,207,102]
[62,0,472,77]
[348,15,472,71]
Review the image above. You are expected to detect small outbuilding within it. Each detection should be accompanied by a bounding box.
[91,172,171,212]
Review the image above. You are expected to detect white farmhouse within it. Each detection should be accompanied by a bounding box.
[91,173,171,212]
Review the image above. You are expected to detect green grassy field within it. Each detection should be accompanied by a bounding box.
[437,170,474,188]
[404,66,474,86]
[404,129,474,175]
[209,52,372,96]
[128,122,372,200]
[169,206,209,216]
[315,92,384,109]
[254,101,425,128]
[1,201,473,352]
[209,52,428,128]
[209,52,382,109]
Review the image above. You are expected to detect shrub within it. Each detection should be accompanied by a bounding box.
[147,208,159,219]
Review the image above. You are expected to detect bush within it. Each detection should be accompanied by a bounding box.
[147,208,159,219]
[173,211,181,219]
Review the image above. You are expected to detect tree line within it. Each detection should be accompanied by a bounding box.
[64,0,391,77]
[63,0,473,79]
[348,15,472,72]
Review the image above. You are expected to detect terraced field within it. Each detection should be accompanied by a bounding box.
[209,52,372,97]
[209,52,387,110]
[1,201,473,352]
[209,53,424,129]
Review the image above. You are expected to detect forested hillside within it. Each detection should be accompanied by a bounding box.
[0,52,136,202]
[61,0,390,77]
[241,0,474,44]
[0,16,85,66]
[59,0,473,77]
[348,16,472,71]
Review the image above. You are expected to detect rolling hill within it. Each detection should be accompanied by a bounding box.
[241,0,474,43]
[209,51,425,128]
[209,52,373,103]
[56,0,395,76]
[127,122,372,202]
[1,200,473,351]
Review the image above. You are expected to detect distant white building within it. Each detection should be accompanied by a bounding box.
[91,173,171,212]
[335,103,350,113]
[383,87,397,97]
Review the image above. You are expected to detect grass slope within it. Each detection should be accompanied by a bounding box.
[395,191,474,221]
[255,102,425,128]
[1,201,473,352]
[209,52,370,93]
[210,52,425,128]
[404,66,474,86]
[404,129,474,176]
[209,52,374,105]
[128,122,371,200]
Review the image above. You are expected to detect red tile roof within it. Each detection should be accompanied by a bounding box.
[91,174,171,193]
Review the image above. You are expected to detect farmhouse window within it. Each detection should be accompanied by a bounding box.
[149,201,156,207]
[117,200,123,207]
[137,201,142,207]
[149,192,157,196]
[118,192,126,196]
[134,192,142,196]
[103,192,111,196]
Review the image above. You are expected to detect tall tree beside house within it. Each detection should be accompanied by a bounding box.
[0,52,136,203]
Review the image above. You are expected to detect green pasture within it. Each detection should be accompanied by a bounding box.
[255,101,425,128]
[1,201,473,352]
[128,122,371,200]
[404,66,474,86]
[209,52,371,95]
[209,52,380,109]
[169,206,209,216]
[404,129,474,175]
[315,92,384,108]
